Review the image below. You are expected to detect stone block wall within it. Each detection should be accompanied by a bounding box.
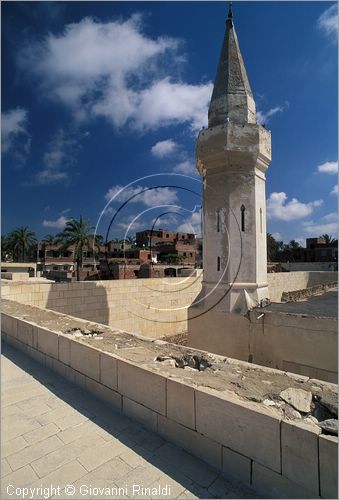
[2,305,337,499]
[267,271,337,302]
[1,276,202,338]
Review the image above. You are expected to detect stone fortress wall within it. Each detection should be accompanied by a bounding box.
[2,270,337,382]
[2,300,337,499]
[1,276,203,338]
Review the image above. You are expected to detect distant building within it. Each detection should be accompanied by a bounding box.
[293,238,338,263]
[135,229,197,265]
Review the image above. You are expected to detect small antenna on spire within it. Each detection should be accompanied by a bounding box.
[228,1,233,20]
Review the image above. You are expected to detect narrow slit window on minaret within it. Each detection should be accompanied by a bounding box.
[241,205,246,232]
[260,208,263,234]
[217,256,221,271]
[216,210,220,232]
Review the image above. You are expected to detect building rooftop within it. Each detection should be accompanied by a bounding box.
[263,289,338,319]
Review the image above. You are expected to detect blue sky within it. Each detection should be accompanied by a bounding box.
[2,1,338,244]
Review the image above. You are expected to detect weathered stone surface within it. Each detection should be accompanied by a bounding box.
[252,462,319,499]
[282,404,302,420]
[318,419,338,436]
[319,434,338,499]
[195,389,281,472]
[167,379,195,430]
[319,393,338,418]
[280,388,312,413]
[281,420,320,495]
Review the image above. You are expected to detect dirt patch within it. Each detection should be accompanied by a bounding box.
[161,332,188,346]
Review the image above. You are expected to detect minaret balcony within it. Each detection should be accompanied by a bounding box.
[196,122,271,175]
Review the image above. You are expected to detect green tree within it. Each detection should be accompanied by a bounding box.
[267,233,284,261]
[57,217,98,281]
[42,234,57,244]
[321,234,336,246]
[7,227,37,262]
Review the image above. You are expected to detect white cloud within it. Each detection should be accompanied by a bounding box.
[33,128,85,185]
[177,208,202,237]
[42,215,69,228]
[151,139,177,158]
[317,4,338,41]
[173,159,197,176]
[20,15,212,132]
[271,232,282,241]
[256,102,289,125]
[105,184,178,207]
[316,160,338,174]
[2,108,31,160]
[331,184,338,196]
[303,212,338,236]
[267,192,323,221]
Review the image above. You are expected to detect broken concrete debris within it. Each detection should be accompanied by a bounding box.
[318,419,338,436]
[156,354,212,371]
[280,387,312,413]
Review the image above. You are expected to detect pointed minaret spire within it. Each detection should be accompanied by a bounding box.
[227,1,233,22]
[208,2,256,127]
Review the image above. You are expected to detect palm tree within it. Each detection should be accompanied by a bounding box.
[7,227,37,262]
[57,217,98,281]
[42,234,57,245]
[125,236,137,248]
[321,234,335,245]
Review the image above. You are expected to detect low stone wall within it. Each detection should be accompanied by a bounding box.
[1,275,202,338]
[2,299,337,499]
[268,271,337,302]
[282,282,338,302]
[188,308,337,383]
[282,262,337,272]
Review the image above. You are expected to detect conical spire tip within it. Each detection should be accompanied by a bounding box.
[228,1,233,20]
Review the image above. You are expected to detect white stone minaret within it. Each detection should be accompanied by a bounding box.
[194,3,272,317]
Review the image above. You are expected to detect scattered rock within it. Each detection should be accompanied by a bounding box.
[155,354,212,371]
[282,404,302,420]
[73,330,83,337]
[318,394,338,418]
[263,398,277,407]
[280,387,312,413]
[318,419,338,436]
[306,415,319,424]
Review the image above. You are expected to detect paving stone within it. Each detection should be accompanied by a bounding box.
[1,459,12,477]
[78,438,127,472]
[28,460,87,498]
[85,456,132,482]
[1,464,39,492]
[7,435,63,471]
[31,433,106,478]
[1,436,28,458]
[23,422,60,445]
[53,411,89,431]
[2,413,42,442]
[16,399,52,417]
[119,447,152,468]
[1,345,260,500]
[57,419,103,444]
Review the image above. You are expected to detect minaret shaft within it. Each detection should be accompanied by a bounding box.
[197,7,272,314]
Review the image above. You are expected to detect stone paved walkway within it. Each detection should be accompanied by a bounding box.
[1,343,256,499]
